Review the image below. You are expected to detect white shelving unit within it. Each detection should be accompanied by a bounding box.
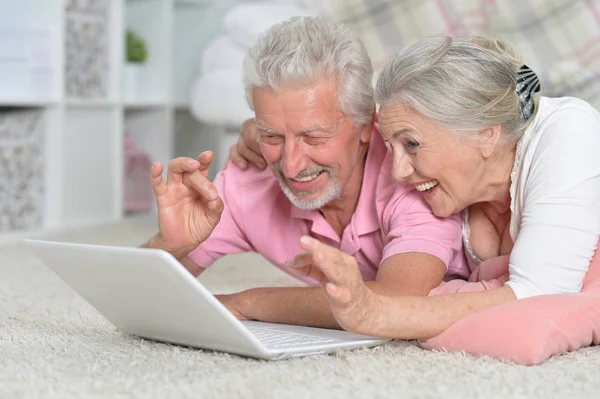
[0,0,217,242]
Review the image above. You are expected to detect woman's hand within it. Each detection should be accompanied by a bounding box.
[225,118,267,170]
[287,236,383,335]
[148,151,224,260]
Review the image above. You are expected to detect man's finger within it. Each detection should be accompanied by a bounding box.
[182,169,218,202]
[167,157,200,185]
[205,194,224,227]
[195,151,214,178]
[150,162,167,197]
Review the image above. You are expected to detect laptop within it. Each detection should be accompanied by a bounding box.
[24,239,390,360]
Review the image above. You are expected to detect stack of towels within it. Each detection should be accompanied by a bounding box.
[189,0,315,128]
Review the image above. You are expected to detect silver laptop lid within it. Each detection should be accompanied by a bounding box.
[24,239,268,358]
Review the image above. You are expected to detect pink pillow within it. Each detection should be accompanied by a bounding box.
[420,242,600,365]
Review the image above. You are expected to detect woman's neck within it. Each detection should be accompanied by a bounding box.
[477,142,517,214]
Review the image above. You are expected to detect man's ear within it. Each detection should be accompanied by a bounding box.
[359,110,377,144]
[478,125,502,159]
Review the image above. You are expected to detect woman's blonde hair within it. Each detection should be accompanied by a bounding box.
[376,36,538,142]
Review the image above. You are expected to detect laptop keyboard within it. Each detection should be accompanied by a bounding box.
[247,327,342,349]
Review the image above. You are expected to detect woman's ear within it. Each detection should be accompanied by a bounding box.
[478,125,502,159]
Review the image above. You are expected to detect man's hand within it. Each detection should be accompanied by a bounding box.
[147,151,224,260]
[216,293,251,320]
[225,118,267,170]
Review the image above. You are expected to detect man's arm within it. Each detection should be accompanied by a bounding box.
[222,252,445,329]
[142,235,206,277]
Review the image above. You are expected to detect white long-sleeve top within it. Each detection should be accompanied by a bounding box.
[465,96,600,299]
[504,96,600,298]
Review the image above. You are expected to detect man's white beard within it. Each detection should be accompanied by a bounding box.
[273,166,342,210]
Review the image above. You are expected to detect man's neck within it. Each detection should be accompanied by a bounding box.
[319,149,368,238]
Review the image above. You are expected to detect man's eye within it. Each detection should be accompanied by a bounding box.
[261,135,283,144]
[303,136,327,145]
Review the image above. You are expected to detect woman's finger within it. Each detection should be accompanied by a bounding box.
[229,145,248,170]
[286,251,313,268]
[238,145,266,169]
[288,263,328,285]
[299,236,349,286]
[325,283,353,307]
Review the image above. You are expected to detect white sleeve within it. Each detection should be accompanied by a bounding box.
[506,101,600,299]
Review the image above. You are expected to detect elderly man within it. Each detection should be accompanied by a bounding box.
[143,16,468,329]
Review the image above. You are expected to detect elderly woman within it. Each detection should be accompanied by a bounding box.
[229,36,600,364]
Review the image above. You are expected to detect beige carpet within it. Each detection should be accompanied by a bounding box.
[2,215,600,399]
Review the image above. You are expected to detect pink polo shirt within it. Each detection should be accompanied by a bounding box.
[188,130,469,283]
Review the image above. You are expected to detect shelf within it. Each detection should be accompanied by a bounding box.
[174,0,215,5]
[123,99,170,108]
[0,0,224,240]
[174,101,189,110]
[0,98,59,107]
[66,98,119,108]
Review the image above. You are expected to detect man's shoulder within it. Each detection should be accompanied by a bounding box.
[215,162,285,209]
[219,162,276,184]
[372,149,419,206]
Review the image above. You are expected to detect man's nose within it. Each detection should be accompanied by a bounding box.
[282,139,307,177]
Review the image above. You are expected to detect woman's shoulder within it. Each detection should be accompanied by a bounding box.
[529,96,600,148]
[537,96,600,123]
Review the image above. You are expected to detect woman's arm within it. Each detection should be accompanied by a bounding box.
[292,236,516,338]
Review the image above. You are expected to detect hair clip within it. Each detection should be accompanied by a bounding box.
[516,64,541,120]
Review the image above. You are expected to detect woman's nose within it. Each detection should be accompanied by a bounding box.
[392,152,415,181]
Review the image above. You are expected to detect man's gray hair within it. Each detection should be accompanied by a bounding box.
[376,36,535,142]
[243,16,375,127]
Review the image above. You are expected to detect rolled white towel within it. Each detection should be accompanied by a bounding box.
[189,70,254,126]
[200,35,247,76]
[223,1,313,49]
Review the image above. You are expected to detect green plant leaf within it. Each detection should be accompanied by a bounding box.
[126,30,148,63]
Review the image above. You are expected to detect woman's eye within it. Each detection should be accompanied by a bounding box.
[404,140,419,151]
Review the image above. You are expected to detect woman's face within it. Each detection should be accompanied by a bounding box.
[378,103,485,218]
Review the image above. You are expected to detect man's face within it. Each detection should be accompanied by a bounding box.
[252,78,370,210]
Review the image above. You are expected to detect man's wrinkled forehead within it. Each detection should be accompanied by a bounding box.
[255,121,338,136]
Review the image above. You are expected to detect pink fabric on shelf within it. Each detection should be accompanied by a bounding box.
[123,134,154,213]
[420,240,600,365]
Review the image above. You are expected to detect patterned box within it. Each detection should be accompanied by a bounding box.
[64,3,109,99]
[0,109,45,232]
[65,0,109,14]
